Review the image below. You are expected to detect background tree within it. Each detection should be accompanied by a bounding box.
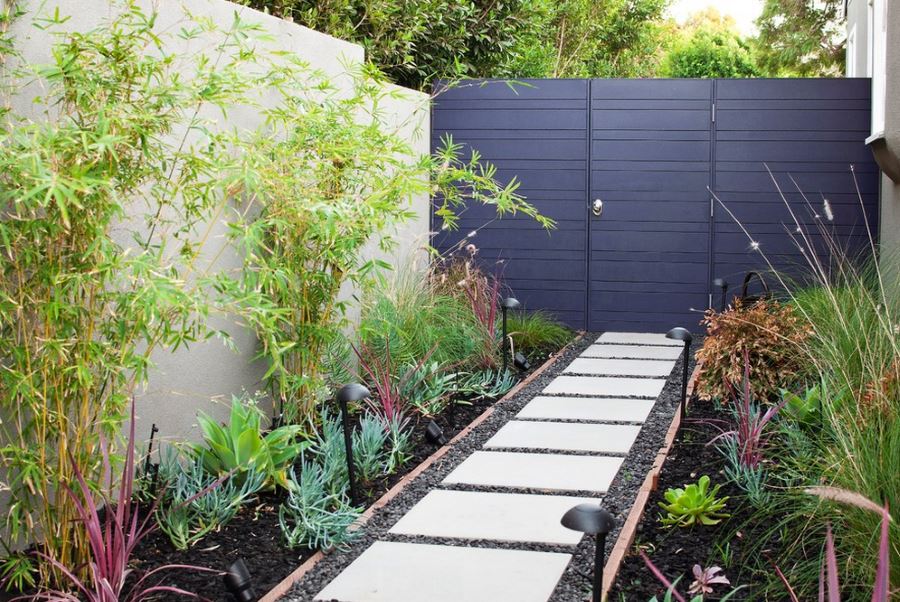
[754,0,845,76]
[235,0,539,90]
[664,11,760,78]
[502,0,674,78]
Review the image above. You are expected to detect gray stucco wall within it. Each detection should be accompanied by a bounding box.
[2,0,430,448]
[879,1,900,260]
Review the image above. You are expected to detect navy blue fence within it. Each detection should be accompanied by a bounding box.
[432,78,879,332]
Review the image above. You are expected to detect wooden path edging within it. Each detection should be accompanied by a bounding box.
[601,359,704,600]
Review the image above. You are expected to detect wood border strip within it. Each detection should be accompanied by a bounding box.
[601,359,704,600]
[258,333,585,602]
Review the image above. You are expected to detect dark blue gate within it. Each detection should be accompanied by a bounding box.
[431,78,879,332]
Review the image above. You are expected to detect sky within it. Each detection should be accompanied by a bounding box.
[667,0,765,37]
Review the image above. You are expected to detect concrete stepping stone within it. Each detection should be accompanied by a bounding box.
[314,541,571,602]
[564,357,675,377]
[543,375,666,398]
[517,396,655,423]
[484,421,641,454]
[596,332,681,346]
[443,451,623,492]
[388,490,598,545]
[581,344,683,360]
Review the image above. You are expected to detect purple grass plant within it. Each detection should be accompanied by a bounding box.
[18,402,220,602]
[349,339,437,422]
[712,350,785,470]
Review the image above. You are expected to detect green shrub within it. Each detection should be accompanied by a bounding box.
[188,396,308,491]
[359,260,485,369]
[507,310,573,358]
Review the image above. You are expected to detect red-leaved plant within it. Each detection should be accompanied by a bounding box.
[349,339,437,422]
[20,403,219,601]
[711,350,785,469]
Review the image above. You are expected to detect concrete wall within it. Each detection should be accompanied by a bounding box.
[3,0,430,446]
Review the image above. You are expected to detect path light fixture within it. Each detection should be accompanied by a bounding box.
[223,558,255,602]
[337,383,370,506]
[713,278,729,311]
[561,504,615,602]
[513,351,530,372]
[500,297,521,374]
[666,327,693,420]
[424,420,447,446]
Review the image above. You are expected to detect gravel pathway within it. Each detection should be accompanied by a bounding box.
[279,332,695,602]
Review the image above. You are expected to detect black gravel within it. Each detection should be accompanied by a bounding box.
[279,334,698,602]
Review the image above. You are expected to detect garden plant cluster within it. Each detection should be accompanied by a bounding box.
[0,4,571,599]
[615,210,898,601]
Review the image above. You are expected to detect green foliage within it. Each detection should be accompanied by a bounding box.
[223,68,549,424]
[312,410,352,496]
[718,436,772,509]
[0,3,264,580]
[754,0,844,76]
[234,0,539,90]
[780,382,828,427]
[352,412,389,483]
[456,368,517,400]
[659,475,729,528]
[504,0,673,78]
[359,258,485,370]
[507,311,572,358]
[664,29,759,78]
[0,552,36,593]
[402,361,459,418]
[278,463,362,551]
[189,396,307,491]
[384,413,414,475]
[155,452,265,550]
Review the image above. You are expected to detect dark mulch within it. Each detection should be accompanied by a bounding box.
[607,401,763,602]
[123,343,569,601]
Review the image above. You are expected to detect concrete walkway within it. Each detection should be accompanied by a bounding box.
[314,333,681,602]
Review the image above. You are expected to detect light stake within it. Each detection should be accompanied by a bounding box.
[713,278,728,311]
[561,504,615,602]
[336,383,370,506]
[223,558,255,602]
[666,327,693,420]
[500,297,521,374]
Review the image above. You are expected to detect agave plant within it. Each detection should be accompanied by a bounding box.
[188,395,307,490]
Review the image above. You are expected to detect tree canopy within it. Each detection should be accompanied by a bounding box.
[754,0,845,76]
[235,0,539,90]
[664,11,760,79]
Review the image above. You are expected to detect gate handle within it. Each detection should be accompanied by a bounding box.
[592,198,603,217]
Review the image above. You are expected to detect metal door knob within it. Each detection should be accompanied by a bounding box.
[592,198,603,217]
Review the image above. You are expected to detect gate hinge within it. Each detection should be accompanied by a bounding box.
[711,102,716,123]
[710,197,714,217]
[709,293,713,309]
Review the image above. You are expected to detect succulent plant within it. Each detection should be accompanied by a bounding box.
[659,475,730,528]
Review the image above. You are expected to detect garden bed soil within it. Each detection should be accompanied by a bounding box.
[124,341,572,601]
[280,334,699,602]
[607,401,767,601]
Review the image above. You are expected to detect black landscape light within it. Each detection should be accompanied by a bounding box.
[424,420,447,446]
[666,327,693,420]
[500,297,521,374]
[561,504,615,602]
[336,383,370,506]
[513,351,530,372]
[713,278,729,311]
[223,558,255,602]
[143,423,159,475]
